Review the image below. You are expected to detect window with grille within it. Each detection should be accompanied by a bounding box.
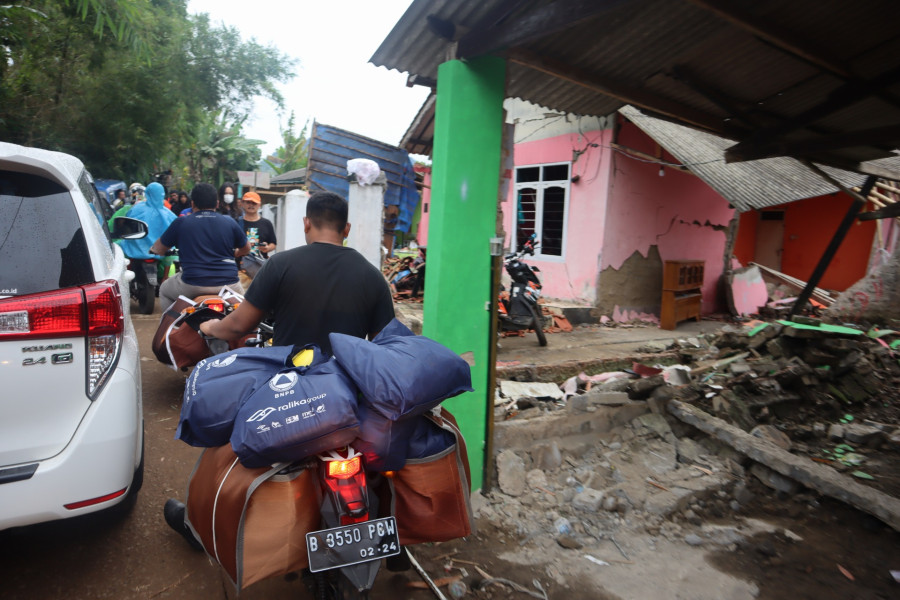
[514,162,569,258]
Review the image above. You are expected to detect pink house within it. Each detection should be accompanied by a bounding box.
[496,102,735,322]
[411,100,886,324]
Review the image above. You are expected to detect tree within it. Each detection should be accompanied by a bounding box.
[0,0,295,183]
[263,112,309,175]
[184,111,264,186]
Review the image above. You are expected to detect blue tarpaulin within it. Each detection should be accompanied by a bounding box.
[306,122,419,233]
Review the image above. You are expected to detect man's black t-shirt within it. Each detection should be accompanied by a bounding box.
[239,217,277,258]
[244,242,395,354]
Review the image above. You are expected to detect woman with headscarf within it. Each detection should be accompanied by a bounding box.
[169,190,190,216]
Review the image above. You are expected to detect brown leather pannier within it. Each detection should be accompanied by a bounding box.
[387,407,474,545]
[184,444,321,590]
[151,297,212,369]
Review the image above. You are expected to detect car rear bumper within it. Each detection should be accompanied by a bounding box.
[0,367,142,531]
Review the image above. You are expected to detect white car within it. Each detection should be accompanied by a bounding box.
[0,142,146,530]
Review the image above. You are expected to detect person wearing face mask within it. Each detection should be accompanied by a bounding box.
[217,182,242,220]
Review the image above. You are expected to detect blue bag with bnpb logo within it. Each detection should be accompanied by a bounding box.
[230,347,361,468]
[176,345,298,447]
[329,319,473,421]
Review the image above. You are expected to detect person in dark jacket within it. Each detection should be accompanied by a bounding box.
[163,191,394,549]
[150,183,251,310]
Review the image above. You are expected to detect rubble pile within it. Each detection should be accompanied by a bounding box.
[481,317,900,578]
[644,319,900,494]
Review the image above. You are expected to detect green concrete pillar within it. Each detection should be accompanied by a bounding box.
[424,56,506,491]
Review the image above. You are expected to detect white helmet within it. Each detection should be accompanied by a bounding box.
[128,182,145,201]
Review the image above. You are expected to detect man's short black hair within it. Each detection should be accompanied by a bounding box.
[191,183,218,210]
[306,191,348,233]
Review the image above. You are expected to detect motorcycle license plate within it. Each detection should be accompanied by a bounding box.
[306,516,400,573]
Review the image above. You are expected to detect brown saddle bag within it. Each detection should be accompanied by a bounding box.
[184,445,321,590]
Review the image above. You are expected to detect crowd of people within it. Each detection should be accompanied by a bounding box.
[112,180,279,300]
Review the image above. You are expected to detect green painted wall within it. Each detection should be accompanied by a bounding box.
[423,56,506,491]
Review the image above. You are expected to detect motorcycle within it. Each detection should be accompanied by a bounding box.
[152,287,273,371]
[128,248,177,315]
[180,337,403,598]
[498,234,547,346]
[128,257,160,315]
[304,446,403,599]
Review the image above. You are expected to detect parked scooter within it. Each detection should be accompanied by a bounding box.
[498,234,547,346]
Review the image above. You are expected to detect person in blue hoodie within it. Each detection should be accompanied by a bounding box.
[117,182,178,284]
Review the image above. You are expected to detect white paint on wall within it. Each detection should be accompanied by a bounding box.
[347,178,386,270]
[277,189,310,251]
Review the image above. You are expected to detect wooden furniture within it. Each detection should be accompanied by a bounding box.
[661,260,704,330]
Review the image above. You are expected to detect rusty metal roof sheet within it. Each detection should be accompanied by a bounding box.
[619,106,871,212]
[372,0,900,178]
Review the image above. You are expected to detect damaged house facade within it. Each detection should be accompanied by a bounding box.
[373,0,900,490]
[412,98,898,323]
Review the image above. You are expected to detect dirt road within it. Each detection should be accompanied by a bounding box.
[0,314,440,600]
[2,311,896,600]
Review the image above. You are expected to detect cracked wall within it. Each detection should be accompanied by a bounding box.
[598,121,735,321]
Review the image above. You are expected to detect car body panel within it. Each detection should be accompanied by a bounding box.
[0,142,143,530]
[0,366,141,529]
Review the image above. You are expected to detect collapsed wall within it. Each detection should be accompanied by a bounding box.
[824,250,900,325]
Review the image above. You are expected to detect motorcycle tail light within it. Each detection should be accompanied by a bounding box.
[205,300,225,313]
[327,456,361,480]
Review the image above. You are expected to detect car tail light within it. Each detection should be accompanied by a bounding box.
[0,288,84,338]
[84,281,124,398]
[0,280,124,399]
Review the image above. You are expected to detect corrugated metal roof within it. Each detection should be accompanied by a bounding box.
[269,167,306,185]
[307,122,420,232]
[618,106,871,212]
[371,0,900,177]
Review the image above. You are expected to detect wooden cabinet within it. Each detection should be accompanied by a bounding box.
[660,260,704,330]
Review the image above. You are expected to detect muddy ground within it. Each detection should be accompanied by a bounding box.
[1,312,898,599]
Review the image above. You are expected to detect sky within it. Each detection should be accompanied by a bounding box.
[187,0,430,158]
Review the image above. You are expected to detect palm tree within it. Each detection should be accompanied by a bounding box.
[186,111,264,186]
[263,111,309,175]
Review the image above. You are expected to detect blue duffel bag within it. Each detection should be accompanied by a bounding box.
[176,345,299,448]
[231,346,361,468]
[329,319,473,421]
[353,403,419,472]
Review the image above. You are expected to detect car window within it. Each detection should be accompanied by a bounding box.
[79,171,114,245]
[0,170,94,296]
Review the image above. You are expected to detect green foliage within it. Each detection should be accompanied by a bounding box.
[185,111,265,187]
[263,111,309,175]
[0,0,295,185]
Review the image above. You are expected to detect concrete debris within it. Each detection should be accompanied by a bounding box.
[842,423,885,446]
[750,463,801,495]
[668,400,900,532]
[572,489,606,512]
[500,380,565,402]
[749,425,793,451]
[480,316,897,600]
[496,449,527,497]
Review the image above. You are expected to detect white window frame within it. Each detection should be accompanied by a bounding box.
[512,162,570,261]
